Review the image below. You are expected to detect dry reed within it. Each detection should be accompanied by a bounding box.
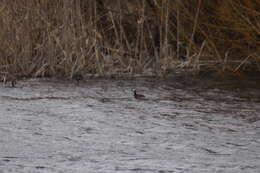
[0,0,259,80]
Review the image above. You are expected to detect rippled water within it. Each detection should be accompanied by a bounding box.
[0,77,260,173]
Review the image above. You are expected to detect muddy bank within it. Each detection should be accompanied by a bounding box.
[0,77,260,173]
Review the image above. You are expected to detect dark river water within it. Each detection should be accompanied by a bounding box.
[0,77,260,173]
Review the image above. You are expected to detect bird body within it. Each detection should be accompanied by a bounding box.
[133,89,146,99]
[73,74,83,86]
[1,73,16,87]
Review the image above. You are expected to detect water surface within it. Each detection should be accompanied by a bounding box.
[0,77,260,173]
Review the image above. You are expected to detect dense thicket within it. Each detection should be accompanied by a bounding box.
[0,0,259,78]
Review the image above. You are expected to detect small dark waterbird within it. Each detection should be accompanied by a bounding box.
[132,89,146,99]
[73,74,83,86]
[1,73,16,87]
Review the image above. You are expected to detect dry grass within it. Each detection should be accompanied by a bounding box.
[0,0,259,80]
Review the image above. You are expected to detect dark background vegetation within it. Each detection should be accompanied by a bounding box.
[0,0,259,79]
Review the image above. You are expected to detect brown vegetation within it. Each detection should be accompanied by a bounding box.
[0,0,259,79]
